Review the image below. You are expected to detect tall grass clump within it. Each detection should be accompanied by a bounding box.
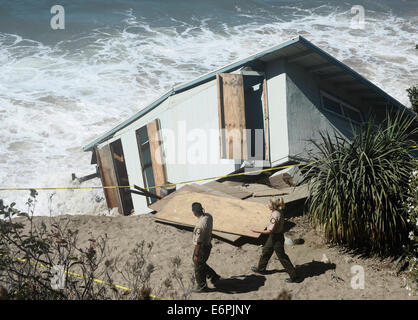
[303,111,418,256]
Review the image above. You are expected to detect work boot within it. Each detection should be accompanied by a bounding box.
[251,266,267,275]
[285,276,302,283]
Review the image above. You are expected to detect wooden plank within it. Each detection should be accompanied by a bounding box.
[149,183,234,212]
[203,180,253,199]
[253,190,287,197]
[279,184,309,203]
[149,184,199,212]
[217,73,247,159]
[147,119,168,197]
[96,145,122,214]
[154,191,269,238]
[191,183,237,199]
[212,231,241,242]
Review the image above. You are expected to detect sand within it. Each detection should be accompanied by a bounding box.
[13,213,417,300]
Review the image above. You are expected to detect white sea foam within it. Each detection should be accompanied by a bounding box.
[0,6,416,216]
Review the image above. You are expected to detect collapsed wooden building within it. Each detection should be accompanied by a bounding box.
[82,35,415,218]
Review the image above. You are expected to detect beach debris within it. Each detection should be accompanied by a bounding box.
[275,289,292,300]
[106,207,119,216]
[293,238,305,245]
[344,256,354,264]
[285,237,294,245]
[321,254,330,264]
[268,168,297,189]
[331,271,345,283]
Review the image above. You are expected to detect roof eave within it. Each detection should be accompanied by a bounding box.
[83,35,413,152]
[297,36,413,117]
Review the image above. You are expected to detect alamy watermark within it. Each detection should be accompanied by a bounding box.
[50,5,65,30]
[350,265,365,289]
[150,121,267,175]
[50,265,66,290]
[350,5,365,30]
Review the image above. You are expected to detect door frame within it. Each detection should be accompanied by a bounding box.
[109,139,133,215]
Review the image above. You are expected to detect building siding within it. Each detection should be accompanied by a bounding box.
[265,59,289,166]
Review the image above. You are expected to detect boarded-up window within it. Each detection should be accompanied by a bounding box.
[217,73,247,159]
[217,73,270,160]
[136,118,168,205]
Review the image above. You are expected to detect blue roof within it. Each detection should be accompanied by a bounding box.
[83,35,412,152]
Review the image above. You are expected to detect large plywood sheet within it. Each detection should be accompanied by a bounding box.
[217,73,247,159]
[151,184,242,242]
[244,183,309,205]
[154,191,270,238]
[147,119,168,197]
[149,184,229,212]
[203,181,252,199]
[96,145,122,214]
[154,219,241,243]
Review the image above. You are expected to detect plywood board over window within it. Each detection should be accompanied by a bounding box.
[96,144,122,214]
[217,73,247,159]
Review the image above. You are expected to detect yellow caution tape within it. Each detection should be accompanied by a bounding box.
[0,253,163,300]
[0,144,416,192]
[0,162,310,192]
[146,162,311,191]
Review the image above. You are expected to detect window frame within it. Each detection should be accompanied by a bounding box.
[136,125,157,206]
[320,90,364,125]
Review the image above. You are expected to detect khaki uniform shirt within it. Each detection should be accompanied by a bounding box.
[266,209,284,234]
[193,213,213,245]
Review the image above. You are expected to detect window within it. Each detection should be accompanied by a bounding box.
[321,92,364,124]
[342,105,362,123]
[136,119,168,206]
[136,124,158,205]
[323,96,342,115]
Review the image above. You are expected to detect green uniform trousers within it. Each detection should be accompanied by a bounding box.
[193,243,218,289]
[257,233,297,279]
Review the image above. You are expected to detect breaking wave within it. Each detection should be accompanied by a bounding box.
[0,2,416,215]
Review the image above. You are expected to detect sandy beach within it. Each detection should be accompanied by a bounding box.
[15,213,416,300]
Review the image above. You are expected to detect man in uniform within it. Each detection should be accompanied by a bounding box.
[191,202,220,292]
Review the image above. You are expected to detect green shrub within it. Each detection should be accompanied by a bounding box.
[0,193,156,300]
[404,161,418,296]
[303,111,417,256]
[407,86,418,115]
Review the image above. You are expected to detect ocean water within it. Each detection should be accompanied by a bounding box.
[0,0,417,215]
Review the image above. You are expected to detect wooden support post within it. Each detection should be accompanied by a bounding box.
[131,184,162,200]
